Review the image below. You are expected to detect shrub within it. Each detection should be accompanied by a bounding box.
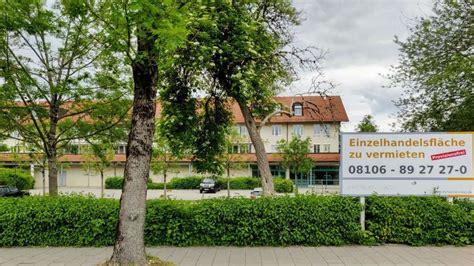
[217,176,260,190]
[0,196,118,246]
[274,178,293,193]
[104,176,123,189]
[168,176,205,189]
[147,183,165,189]
[366,196,473,245]
[0,195,360,246]
[105,177,165,190]
[0,168,35,190]
[1,195,472,247]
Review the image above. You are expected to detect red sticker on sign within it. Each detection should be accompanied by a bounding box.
[431,149,466,161]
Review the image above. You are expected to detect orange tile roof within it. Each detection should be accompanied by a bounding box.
[230,96,349,123]
[156,95,348,123]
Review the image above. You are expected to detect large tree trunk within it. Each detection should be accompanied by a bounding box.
[227,166,230,198]
[110,33,158,265]
[236,100,275,195]
[47,103,59,196]
[47,148,58,196]
[163,168,167,199]
[100,170,104,198]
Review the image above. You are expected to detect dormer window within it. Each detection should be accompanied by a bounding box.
[293,103,303,116]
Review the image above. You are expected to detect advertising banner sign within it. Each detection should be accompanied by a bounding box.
[340,132,473,197]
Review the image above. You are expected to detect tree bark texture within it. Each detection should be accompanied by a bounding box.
[47,103,59,196]
[236,100,275,195]
[47,154,58,196]
[163,168,167,199]
[110,33,158,265]
[101,171,104,198]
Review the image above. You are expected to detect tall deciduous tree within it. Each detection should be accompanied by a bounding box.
[356,115,378,132]
[388,0,473,131]
[89,0,189,264]
[0,0,130,196]
[160,0,322,195]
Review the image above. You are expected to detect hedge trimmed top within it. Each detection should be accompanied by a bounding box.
[0,195,472,247]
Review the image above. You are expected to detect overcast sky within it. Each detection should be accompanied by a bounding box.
[285,0,434,131]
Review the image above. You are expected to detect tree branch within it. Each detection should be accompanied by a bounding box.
[258,109,292,129]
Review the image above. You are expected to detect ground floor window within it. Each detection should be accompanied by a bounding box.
[311,165,339,186]
[250,164,339,187]
[250,164,285,178]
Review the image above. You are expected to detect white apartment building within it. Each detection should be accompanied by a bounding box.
[0,96,348,188]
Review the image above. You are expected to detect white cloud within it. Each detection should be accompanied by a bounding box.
[281,0,433,132]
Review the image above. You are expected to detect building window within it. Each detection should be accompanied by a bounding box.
[313,144,320,153]
[230,143,252,154]
[322,124,331,137]
[323,144,330,153]
[272,125,282,136]
[314,124,321,135]
[293,103,303,116]
[293,124,303,137]
[251,164,285,178]
[117,144,126,154]
[240,144,251,154]
[238,125,248,136]
[314,124,330,137]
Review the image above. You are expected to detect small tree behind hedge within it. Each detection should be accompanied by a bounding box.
[277,137,314,187]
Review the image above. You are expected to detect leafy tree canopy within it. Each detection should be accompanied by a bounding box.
[277,136,313,176]
[356,115,378,132]
[388,0,473,131]
[159,0,319,176]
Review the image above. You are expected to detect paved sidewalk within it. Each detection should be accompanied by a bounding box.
[0,245,473,265]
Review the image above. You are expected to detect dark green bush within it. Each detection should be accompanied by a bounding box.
[0,168,35,190]
[104,176,123,189]
[147,183,165,189]
[0,196,359,246]
[1,195,472,247]
[145,195,361,246]
[454,198,474,212]
[274,178,293,193]
[217,176,260,190]
[0,196,118,246]
[0,195,360,246]
[168,176,205,189]
[366,196,473,245]
[105,177,165,190]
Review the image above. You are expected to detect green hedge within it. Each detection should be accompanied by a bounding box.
[366,196,474,246]
[0,196,118,246]
[168,176,204,189]
[0,195,360,246]
[0,168,35,190]
[1,195,472,247]
[105,177,166,190]
[145,196,360,246]
[106,176,266,190]
[217,176,260,190]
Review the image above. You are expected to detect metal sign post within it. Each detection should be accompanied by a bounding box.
[360,196,365,231]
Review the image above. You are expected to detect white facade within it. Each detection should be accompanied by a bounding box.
[0,96,348,188]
